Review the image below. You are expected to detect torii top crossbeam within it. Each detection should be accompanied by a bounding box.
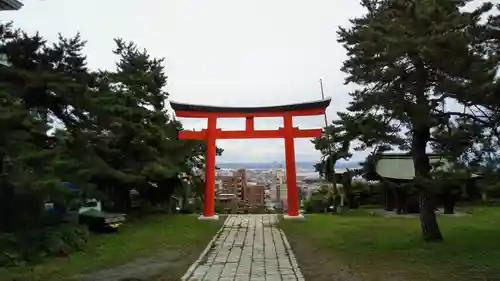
[170,98,331,140]
[170,98,331,118]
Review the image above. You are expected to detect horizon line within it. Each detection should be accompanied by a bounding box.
[216,159,359,163]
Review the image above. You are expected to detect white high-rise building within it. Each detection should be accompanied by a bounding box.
[269,169,287,210]
[215,180,223,194]
[216,168,235,177]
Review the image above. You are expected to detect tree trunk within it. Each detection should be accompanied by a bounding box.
[481,191,488,201]
[419,189,443,241]
[182,180,189,210]
[442,188,456,214]
[406,193,420,214]
[412,126,443,242]
[0,184,16,232]
[384,184,395,211]
[328,160,338,206]
[342,171,352,208]
[394,187,406,214]
[112,186,131,213]
[0,153,17,232]
[443,202,454,214]
[465,179,480,201]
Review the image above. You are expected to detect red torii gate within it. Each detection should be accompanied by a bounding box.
[170,98,331,220]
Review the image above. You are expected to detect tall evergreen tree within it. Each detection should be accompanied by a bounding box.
[0,24,92,231]
[0,22,225,263]
[82,39,223,211]
[337,0,497,241]
[0,22,222,225]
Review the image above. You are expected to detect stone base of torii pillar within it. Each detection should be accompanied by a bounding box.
[198,215,220,221]
[283,214,305,220]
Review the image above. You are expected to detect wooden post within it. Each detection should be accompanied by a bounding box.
[201,117,218,219]
[246,117,254,132]
[283,115,301,218]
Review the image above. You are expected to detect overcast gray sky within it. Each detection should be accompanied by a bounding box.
[2,0,369,163]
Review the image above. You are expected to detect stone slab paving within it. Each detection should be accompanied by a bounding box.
[182,214,305,281]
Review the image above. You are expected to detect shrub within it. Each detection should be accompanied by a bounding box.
[249,206,266,214]
[180,204,196,214]
[181,198,204,214]
[303,197,328,213]
[351,180,369,192]
[0,224,89,267]
[215,201,226,214]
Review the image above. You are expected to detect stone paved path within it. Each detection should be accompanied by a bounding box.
[182,214,305,281]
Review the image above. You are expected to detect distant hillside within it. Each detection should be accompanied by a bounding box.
[216,161,361,170]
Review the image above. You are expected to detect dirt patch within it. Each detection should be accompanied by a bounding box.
[73,247,203,281]
[284,232,360,281]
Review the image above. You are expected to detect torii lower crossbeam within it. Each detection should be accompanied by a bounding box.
[170,98,331,220]
[179,128,322,139]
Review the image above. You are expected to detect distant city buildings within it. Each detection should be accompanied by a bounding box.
[213,165,323,213]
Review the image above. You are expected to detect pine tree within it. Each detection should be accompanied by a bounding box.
[0,23,222,224]
[337,0,497,241]
[0,24,92,231]
[83,39,219,211]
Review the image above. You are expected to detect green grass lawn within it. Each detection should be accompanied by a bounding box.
[0,214,222,281]
[280,207,500,281]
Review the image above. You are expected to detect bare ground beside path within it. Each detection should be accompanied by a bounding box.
[0,214,222,281]
[73,246,202,281]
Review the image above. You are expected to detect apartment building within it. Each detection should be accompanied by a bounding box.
[214,169,247,212]
[218,175,237,195]
[215,169,247,200]
[233,169,246,199]
[245,182,265,207]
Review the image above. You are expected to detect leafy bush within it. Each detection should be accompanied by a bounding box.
[0,224,89,267]
[303,197,328,213]
[180,204,195,214]
[215,201,226,214]
[180,197,205,214]
[249,206,266,214]
[351,180,369,192]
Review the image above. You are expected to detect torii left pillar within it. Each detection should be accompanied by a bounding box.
[283,115,301,219]
[199,117,218,220]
